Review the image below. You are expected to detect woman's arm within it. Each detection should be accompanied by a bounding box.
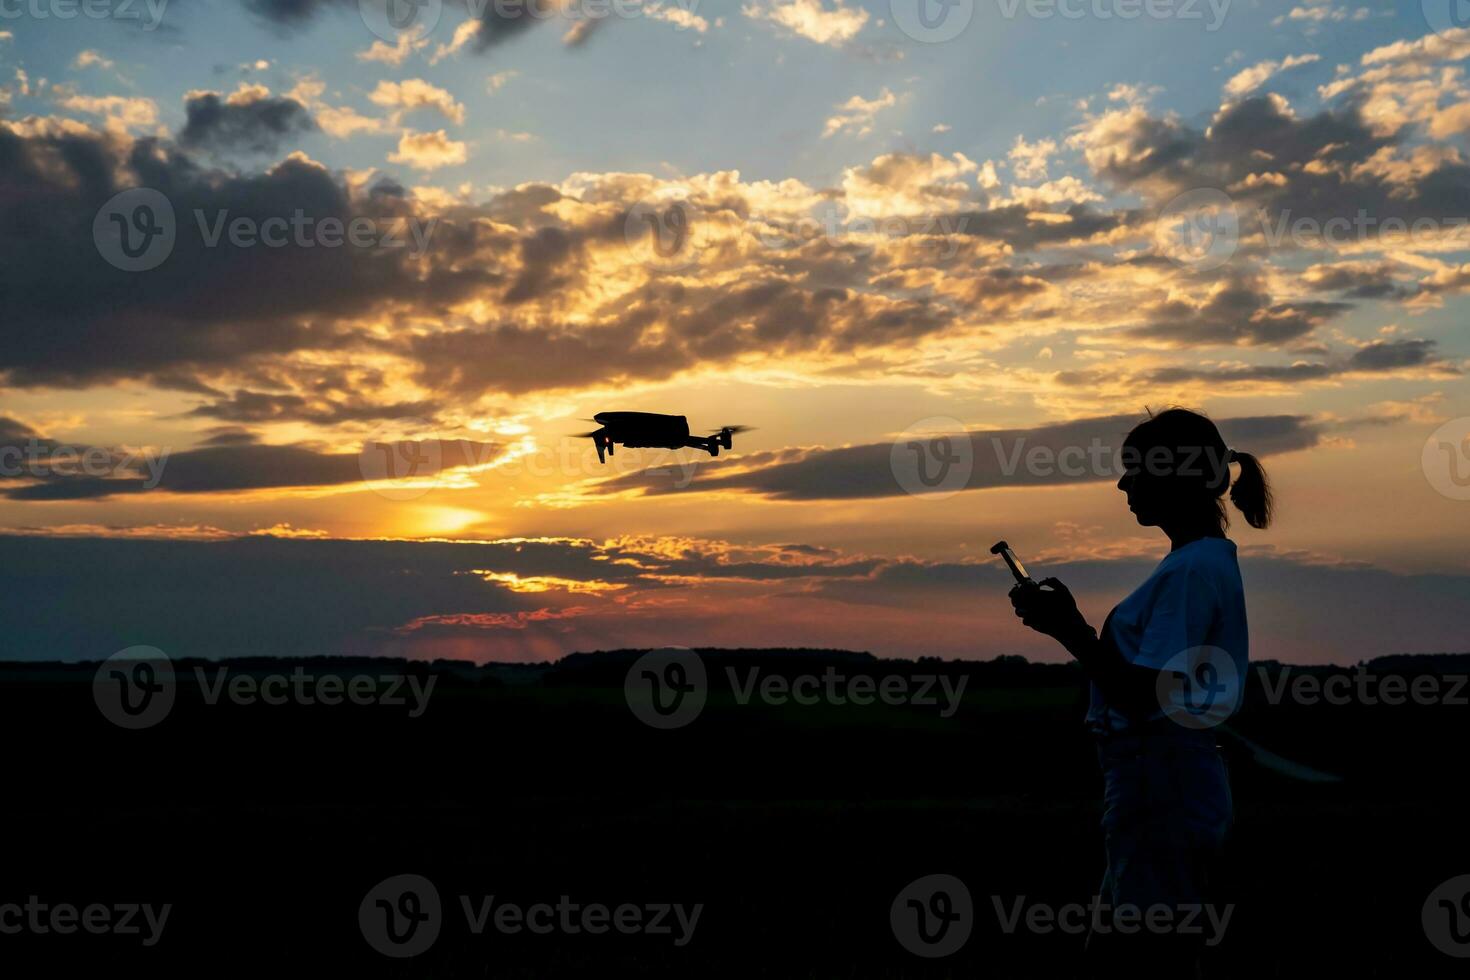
[1010,579,1161,721]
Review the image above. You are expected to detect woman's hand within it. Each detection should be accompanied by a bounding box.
[1009,578,1091,642]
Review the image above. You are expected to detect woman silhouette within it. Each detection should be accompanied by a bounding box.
[1009,407,1273,978]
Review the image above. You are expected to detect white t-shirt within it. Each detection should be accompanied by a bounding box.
[1086,536,1249,735]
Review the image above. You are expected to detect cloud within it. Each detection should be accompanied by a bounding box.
[839,151,979,216]
[647,2,710,32]
[585,413,1327,501]
[822,88,896,138]
[1069,92,1470,264]
[1357,26,1470,69]
[1272,1,1371,28]
[1302,260,1414,299]
[242,0,617,57]
[369,79,466,125]
[1126,276,1352,347]
[0,119,1124,405]
[742,0,868,45]
[184,388,440,425]
[357,33,427,66]
[561,16,601,47]
[388,129,469,170]
[997,177,1102,209]
[4,438,507,501]
[179,87,318,153]
[1224,53,1321,99]
[244,0,348,26]
[1345,337,1448,371]
[287,79,394,139]
[1008,136,1057,182]
[0,77,1456,422]
[1,414,508,500]
[951,202,1137,250]
[73,50,115,71]
[55,91,160,134]
[0,122,499,389]
[1132,339,1455,386]
[431,18,482,63]
[1317,27,1470,139]
[485,70,519,93]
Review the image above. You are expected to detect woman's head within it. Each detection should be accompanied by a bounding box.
[1117,407,1273,532]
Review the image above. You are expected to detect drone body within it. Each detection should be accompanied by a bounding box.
[577,412,750,464]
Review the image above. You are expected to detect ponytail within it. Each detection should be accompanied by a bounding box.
[1229,450,1273,529]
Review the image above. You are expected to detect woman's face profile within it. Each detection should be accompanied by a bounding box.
[1117,465,1162,527]
[1117,441,1169,527]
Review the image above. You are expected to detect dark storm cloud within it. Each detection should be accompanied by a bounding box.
[8,84,1460,409]
[1303,263,1414,301]
[952,203,1142,251]
[242,0,577,52]
[1088,96,1470,240]
[0,124,503,390]
[1,418,154,492]
[0,417,50,451]
[1347,338,1445,371]
[408,278,954,395]
[1,119,964,405]
[179,91,318,154]
[471,0,554,49]
[1089,97,1387,197]
[1135,339,1453,385]
[502,222,607,304]
[186,388,439,424]
[198,427,260,446]
[1127,277,1352,347]
[1,436,505,500]
[244,0,345,25]
[588,414,1326,501]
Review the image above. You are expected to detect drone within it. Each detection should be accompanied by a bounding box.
[574,412,753,464]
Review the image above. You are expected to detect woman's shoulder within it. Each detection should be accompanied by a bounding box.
[1170,536,1243,588]
[1161,536,1240,576]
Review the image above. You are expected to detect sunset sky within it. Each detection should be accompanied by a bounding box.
[2,0,1469,664]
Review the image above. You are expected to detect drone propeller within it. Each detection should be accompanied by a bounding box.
[571,431,603,438]
[709,425,756,435]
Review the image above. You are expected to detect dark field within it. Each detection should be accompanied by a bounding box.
[2,650,1467,977]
